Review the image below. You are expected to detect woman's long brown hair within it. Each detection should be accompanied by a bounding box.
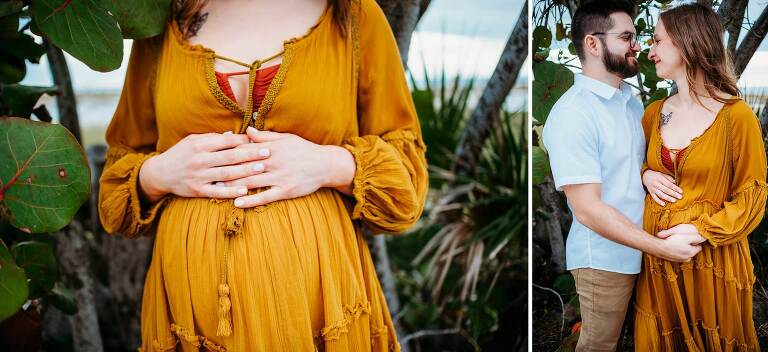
[659,3,741,105]
[172,0,351,38]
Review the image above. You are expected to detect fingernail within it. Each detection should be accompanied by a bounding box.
[234,198,244,207]
[252,163,264,172]
[237,188,248,195]
[259,148,270,157]
[223,131,233,135]
[247,126,258,134]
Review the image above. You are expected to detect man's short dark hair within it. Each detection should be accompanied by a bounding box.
[572,0,636,60]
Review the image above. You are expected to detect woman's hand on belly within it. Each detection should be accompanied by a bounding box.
[642,169,683,206]
[138,132,270,203]
[220,127,356,208]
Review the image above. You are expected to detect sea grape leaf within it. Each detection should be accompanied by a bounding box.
[0,117,91,233]
[0,240,28,322]
[11,241,57,299]
[103,0,172,39]
[30,0,123,72]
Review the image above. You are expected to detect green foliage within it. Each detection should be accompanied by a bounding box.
[532,60,573,124]
[0,117,90,322]
[12,241,57,299]
[0,118,91,233]
[3,84,58,118]
[0,239,28,321]
[30,0,124,72]
[410,65,474,186]
[103,0,173,39]
[49,284,78,315]
[1,0,169,78]
[395,66,528,349]
[532,146,550,186]
[0,4,43,84]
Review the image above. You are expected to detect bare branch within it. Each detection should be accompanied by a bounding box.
[724,0,747,58]
[733,3,768,76]
[533,283,566,338]
[401,328,461,344]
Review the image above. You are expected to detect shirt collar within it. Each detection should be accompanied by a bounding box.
[575,74,630,101]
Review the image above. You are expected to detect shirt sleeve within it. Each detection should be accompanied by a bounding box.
[341,0,428,234]
[692,101,768,247]
[543,107,602,191]
[98,36,167,239]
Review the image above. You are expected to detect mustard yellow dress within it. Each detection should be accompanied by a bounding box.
[97,1,428,350]
[634,97,768,351]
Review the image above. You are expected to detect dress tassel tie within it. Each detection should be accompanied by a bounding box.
[217,206,244,336]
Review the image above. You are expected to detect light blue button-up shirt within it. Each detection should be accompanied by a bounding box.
[542,74,646,274]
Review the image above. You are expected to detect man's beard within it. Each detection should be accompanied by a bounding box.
[603,46,639,79]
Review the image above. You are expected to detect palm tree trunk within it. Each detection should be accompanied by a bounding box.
[452,2,528,175]
[376,0,423,66]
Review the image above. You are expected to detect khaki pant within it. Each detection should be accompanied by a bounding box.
[571,268,636,352]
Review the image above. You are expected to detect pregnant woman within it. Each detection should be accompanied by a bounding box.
[98,0,427,350]
[634,3,767,351]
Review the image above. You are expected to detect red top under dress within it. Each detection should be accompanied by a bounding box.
[214,64,280,109]
[660,145,687,173]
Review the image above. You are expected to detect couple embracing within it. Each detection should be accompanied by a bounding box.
[544,1,767,351]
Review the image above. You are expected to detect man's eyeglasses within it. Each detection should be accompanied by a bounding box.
[590,32,640,48]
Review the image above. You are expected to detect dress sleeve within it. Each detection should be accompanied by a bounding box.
[98,36,167,238]
[692,101,768,247]
[341,0,428,234]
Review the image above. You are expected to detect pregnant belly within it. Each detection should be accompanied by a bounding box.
[643,196,721,233]
[150,188,370,339]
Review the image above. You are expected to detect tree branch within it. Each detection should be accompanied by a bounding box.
[377,0,423,66]
[43,39,82,142]
[733,4,768,76]
[723,0,747,58]
[452,2,528,175]
[536,178,566,273]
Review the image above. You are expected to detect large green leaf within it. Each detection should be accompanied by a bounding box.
[31,0,123,72]
[533,26,552,51]
[0,11,19,38]
[0,118,91,233]
[0,1,24,18]
[0,56,25,84]
[0,240,28,322]
[532,146,550,186]
[49,284,77,314]
[0,33,46,63]
[532,61,574,124]
[3,84,59,118]
[103,0,172,39]
[11,241,57,299]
